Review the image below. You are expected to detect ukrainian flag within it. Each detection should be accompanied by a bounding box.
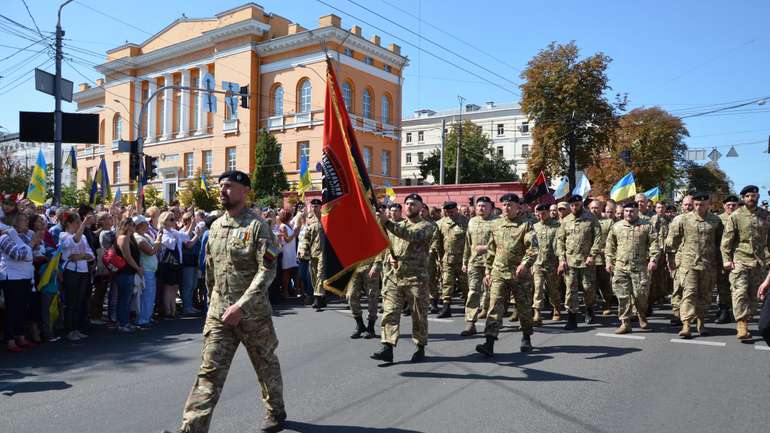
[200,172,209,194]
[644,187,661,204]
[610,172,637,202]
[297,154,311,198]
[26,150,47,205]
[384,180,396,202]
[37,248,61,291]
[89,158,111,204]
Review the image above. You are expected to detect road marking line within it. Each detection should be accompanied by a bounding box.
[428,318,454,323]
[755,344,770,351]
[669,339,726,347]
[595,332,646,340]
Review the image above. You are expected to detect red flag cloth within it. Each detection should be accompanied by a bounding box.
[524,171,550,204]
[320,59,389,296]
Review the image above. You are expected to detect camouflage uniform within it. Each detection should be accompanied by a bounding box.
[595,218,614,310]
[463,213,497,322]
[605,218,661,321]
[483,216,537,338]
[667,213,687,318]
[300,216,324,296]
[721,206,770,321]
[666,212,723,323]
[180,208,283,433]
[380,217,436,346]
[649,213,671,305]
[556,212,602,313]
[716,212,733,312]
[346,260,379,321]
[436,215,469,302]
[531,219,561,312]
[427,219,441,302]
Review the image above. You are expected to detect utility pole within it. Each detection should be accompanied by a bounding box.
[439,118,446,185]
[455,95,465,184]
[566,109,576,192]
[53,0,73,206]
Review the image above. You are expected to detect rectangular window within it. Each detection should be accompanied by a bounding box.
[406,132,412,143]
[417,152,424,162]
[404,178,412,186]
[364,56,374,65]
[202,150,212,173]
[381,150,391,176]
[296,141,310,170]
[406,153,412,164]
[113,161,121,183]
[226,147,236,171]
[520,121,529,134]
[497,123,505,136]
[383,64,391,73]
[417,130,424,142]
[184,152,194,178]
[344,47,353,57]
[521,144,530,157]
[497,146,504,157]
[86,167,94,180]
[363,146,372,171]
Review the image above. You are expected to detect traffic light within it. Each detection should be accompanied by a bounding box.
[240,85,249,109]
[619,149,632,166]
[144,155,159,180]
[128,140,140,181]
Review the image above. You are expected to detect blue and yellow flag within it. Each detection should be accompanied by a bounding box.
[27,150,47,205]
[64,146,77,170]
[200,172,209,194]
[89,158,111,204]
[384,180,396,202]
[297,154,311,198]
[610,172,637,202]
[37,248,61,291]
[113,187,122,204]
[644,186,661,204]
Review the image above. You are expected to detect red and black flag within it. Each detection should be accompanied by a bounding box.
[320,59,389,296]
[524,171,553,204]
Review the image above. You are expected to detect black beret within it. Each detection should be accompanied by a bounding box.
[622,202,639,209]
[567,195,583,203]
[692,192,710,201]
[740,185,759,196]
[666,205,677,211]
[499,193,520,203]
[442,201,457,210]
[476,196,492,204]
[535,203,550,211]
[389,203,402,210]
[310,199,322,205]
[723,195,739,204]
[218,170,250,187]
[404,193,423,203]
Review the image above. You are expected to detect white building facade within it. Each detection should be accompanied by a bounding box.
[0,133,75,187]
[400,101,532,185]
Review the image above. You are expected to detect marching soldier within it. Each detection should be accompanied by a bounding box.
[531,203,562,324]
[666,194,694,325]
[721,185,770,340]
[557,195,602,330]
[648,200,672,313]
[347,256,379,339]
[436,201,469,318]
[420,204,442,313]
[666,193,723,338]
[635,193,655,219]
[166,171,285,433]
[371,193,436,364]
[460,196,497,336]
[589,200,614,316]
[299,199,325,311]
[715,195,739,323]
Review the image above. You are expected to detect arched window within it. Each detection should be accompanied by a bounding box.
[112,114,123,141]
[273,85,284,115]
[298,79,311,113]
[381,94,391,125]
[342,81,353,112]
[362,89,372,119]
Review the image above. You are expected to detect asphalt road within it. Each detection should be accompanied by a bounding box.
[2,301,769,433]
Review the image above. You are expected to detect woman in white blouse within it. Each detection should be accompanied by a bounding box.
[60,210,95,342]
[157,211,199,319]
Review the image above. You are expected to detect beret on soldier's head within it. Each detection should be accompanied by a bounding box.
[476,196,492,204]
[218,170,250,187]
[692,192,710,201]
[499,193,520,203]
[442,201,457,210]
[535,203,550,211]
[723,195,739,204]
[310,199,322,205]
[389,203,402,210]
[740,185,759,196]
[567,195,583,203]
[404,193,423,203]
[666,204,677,211]
[623,202,639,209]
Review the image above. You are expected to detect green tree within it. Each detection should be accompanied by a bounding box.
[520,41,624,189]
[251,130,288,203]
[178,168,220,211]
[419,120,518,184]
[683,161,733,210]
[0,150,32,194]
[143,184,166,209]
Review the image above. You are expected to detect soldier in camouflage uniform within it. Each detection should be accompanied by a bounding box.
[635,193,655,220]
[297,199,325,311]
[474,193,537,356]
[721,185,770,340]
[420,204,441,314]
[715,195,739,324]
[531,203,561,325]
[435,201,469,318]
[460,196,496,336]
[557,195,602,330]
[589,200,614,316]
[168,171,285,433]
[667,193,723,338]
[666,194,693,325]
[347,255,379,339]
[648,201,672,313]
[370,193,436,364]
[605,202,661,334]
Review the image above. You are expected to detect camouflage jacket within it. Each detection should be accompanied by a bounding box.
[463,214,497,268]
[649,213,670,254]
[205,208,278,320]
[556,211,602,268]
[532,219,560,268]
[436,215,468,265]
[605,218,661,270]
[666,212,723,271]
[721,206,769,268]
[298,216,322,261]
[383,217,436,282]
[485,215,537,279]
[595,218,614,266]
[296,214,315,260]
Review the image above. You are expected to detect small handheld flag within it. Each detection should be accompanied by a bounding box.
[384,181,396,203]
[200,172,209,194]
[27,150,47,205]
[644,186,661,204]
[37,248,62,290]
[610,172,637,202]
[297,154,311,198]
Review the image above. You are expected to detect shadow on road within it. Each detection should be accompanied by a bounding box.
[0,369,72,396]
[284,421,423,433]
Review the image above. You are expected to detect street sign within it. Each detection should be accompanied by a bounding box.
[726,146,739,157]
[686,149,706,161]
[201,73,216,113]
[19,111,99,143]
[708,149,721,163]
[34,68,73,102]
[222,81,240,118]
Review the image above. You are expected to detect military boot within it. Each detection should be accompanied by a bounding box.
[509,305,519,322]
[678,319,692,339]
[460,322,476,336]
[736,319,751,340]
[350,317,366,339]
[564,312,578,331]
[312,296,324,312]
[584,307,595,325]
[261,409,287,433]
[410,345,426,363]
[320,296,327,308]
[615,319,631,334]
[429,299,439,314]
[696,318,709,336]
[475,336,496,357]
[520,335,533,353]
[552,310,561,321]
[715,305,731,324]
[437,301,452,318]
[532,309,543,326]
[370,343,394,363]
[363,319,377,339]
[637,312,649,330]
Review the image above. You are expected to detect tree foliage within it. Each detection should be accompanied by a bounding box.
[142,184,166,209]
[60,180,92,207]
[419,120,518,184]
[0,149,32,194]
[178,168,220,211]
[251,130,288,203]
[684,161,733,210]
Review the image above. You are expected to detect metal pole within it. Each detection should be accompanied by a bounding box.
[455,95,464,184]
[439,118,446,185]
[54,1,73,205]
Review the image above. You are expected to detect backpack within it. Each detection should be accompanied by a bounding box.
[102,247,127,274]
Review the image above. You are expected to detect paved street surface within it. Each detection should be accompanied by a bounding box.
[2,301,769,433]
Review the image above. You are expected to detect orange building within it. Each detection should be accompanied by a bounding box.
[74,3,406,203]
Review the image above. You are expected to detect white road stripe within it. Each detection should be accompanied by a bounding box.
[669,338,726,347]
[428,318,454,323]
[595,332,646,340]
[755,343,770,351]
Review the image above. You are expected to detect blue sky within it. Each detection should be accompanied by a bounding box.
[1,0,768,194]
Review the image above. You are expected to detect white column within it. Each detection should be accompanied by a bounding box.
[161,73,173,141]
[195,65,207,136]
[132,79,142,140]
[146,79,157,143]
[178,69,190,138]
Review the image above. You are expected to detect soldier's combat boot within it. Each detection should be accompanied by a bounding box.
[637,312,649,330]
[320,296,327,308]
[475,336,496,357]
[532,309,543,326]
[696,318,710,336]
[410,345,426,363]
[312,296,324,312]
[678,319,692,339]
[351,317,366,339]
[370,343,394,363]
[508,305,519,322]
[615,319,631,334]
[564,312,578,331]
[437,301,452,318]
[261,409,287,433]
[552,310,561,321]
[520,335,533,353]
[363,319,377,339]
[584,307,595,325]
[715,305,730,324]
[460,322,476,336]
[430,299,439,314]
[736,319,751,340]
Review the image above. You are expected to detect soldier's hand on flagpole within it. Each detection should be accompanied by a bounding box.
[647,260,657,272]
[222,304,244,326]
[606,263,614,274]
[368,267,379,279]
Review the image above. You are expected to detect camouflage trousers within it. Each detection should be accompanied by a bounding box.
[612,266,650,321]
[381,276,429,347]
[670,268,684,317]
[564,266,597,313]
[464,266,488,322]
[532,264,561,311]
[484,274,534,338]
[441,261,468,302]
[310,257,324,296]
[596,265,614,309]
[717,269,732,309]
[649,257,672,305]
[428,252,441,301]
[730,263,765,321]
[679,268,715,322]
[180,316,284,433]
[346,267,379,321]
